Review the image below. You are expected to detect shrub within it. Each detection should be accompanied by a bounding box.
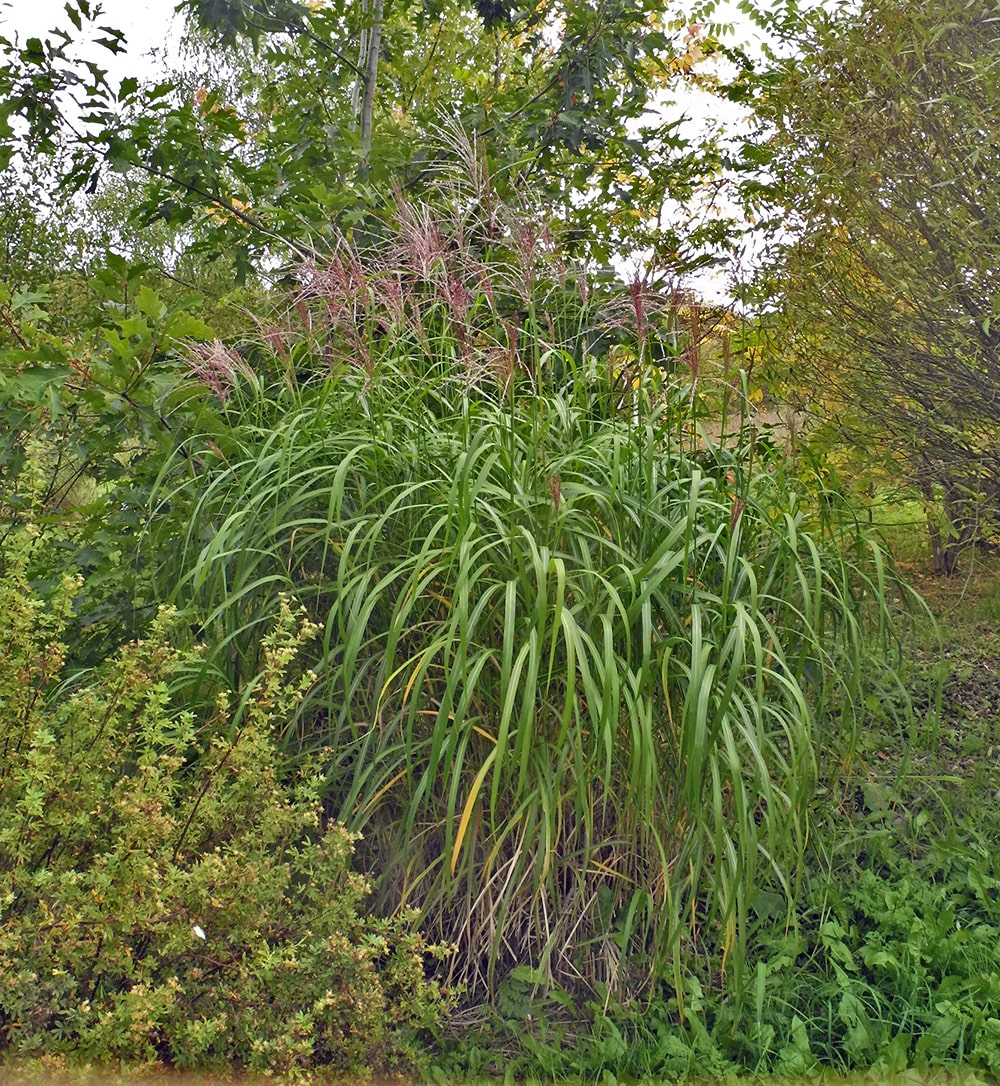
[0,554,451,1074]
[144,183,919,1001]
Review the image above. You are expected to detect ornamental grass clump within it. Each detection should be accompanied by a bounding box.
[147,171,915,1002]
[0,554,451,1075]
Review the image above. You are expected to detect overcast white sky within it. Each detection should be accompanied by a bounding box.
[0,0,760,176]
[2,0,178,48]
[1,0,181,84]
[1,0,767,76]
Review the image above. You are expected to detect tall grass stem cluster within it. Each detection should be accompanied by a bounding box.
[147,172,914,1001]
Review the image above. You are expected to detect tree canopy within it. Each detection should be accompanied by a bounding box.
[0,0,743,278]
[740,0,1000,569]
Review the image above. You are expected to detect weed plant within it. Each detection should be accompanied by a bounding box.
[141,169,918,1008]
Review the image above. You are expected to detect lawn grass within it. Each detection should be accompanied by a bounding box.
[8,1058,997,1085]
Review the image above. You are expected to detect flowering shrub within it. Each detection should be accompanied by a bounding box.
[0,555,451,1074]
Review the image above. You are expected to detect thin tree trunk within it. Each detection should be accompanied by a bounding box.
[351,18,369,127]
[919,467,972,575]
[360,0,383,165]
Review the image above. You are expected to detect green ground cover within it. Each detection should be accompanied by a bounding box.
[5,1071,996,1086]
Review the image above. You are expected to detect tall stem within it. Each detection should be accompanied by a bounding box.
[360,0,384,166]
[350,17,369,127]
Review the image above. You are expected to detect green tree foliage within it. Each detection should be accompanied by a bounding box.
[0,557,451,1073]
[0,0,735,276]
[0,168,73,307]
[0,259,227,669]
[739,0,1000,572]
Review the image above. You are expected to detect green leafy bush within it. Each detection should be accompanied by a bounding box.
[0,556,451,1074]
[0,263,238,673]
